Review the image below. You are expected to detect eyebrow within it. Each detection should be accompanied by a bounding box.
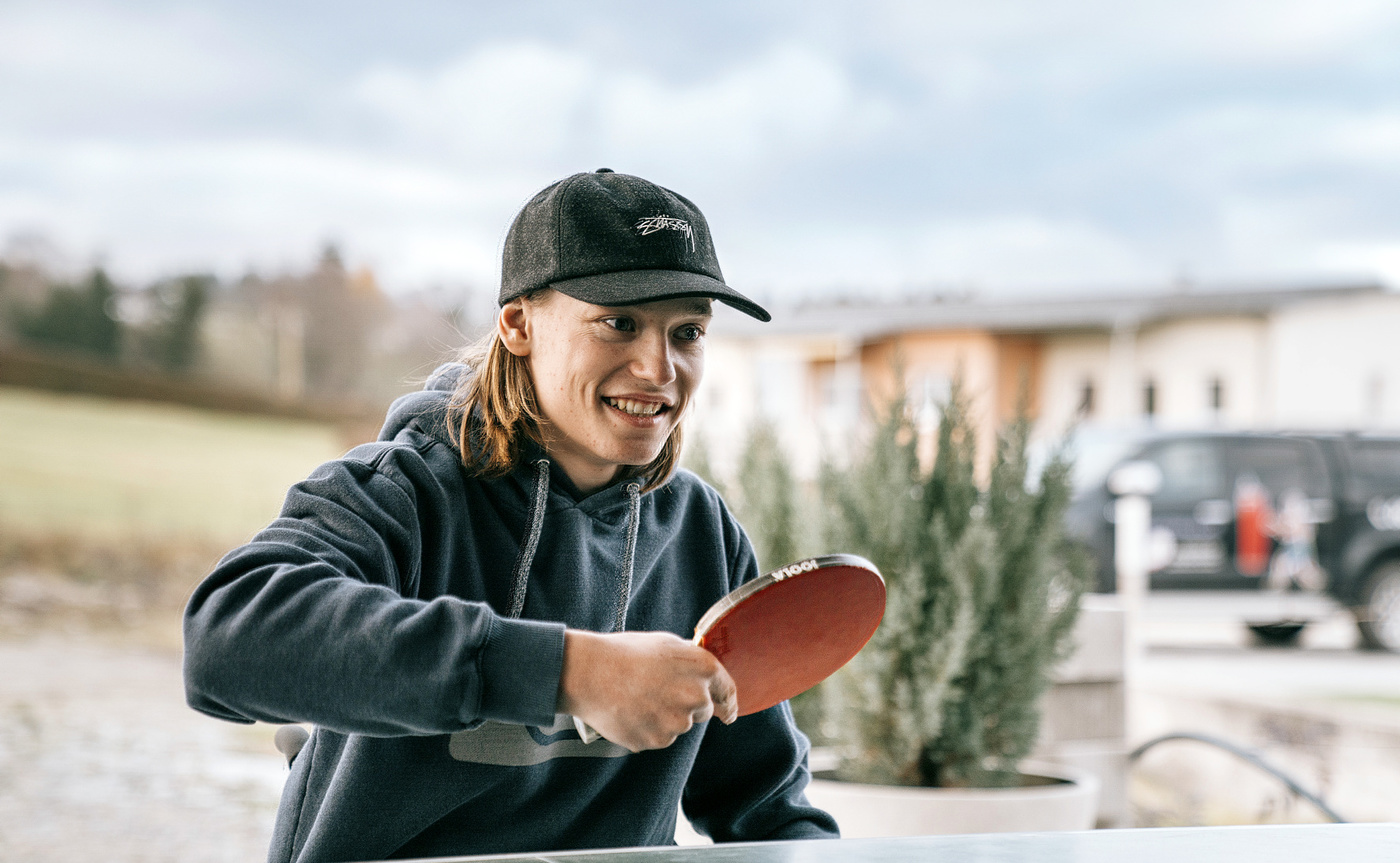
[591,299,714,318]
[679,299,714,317]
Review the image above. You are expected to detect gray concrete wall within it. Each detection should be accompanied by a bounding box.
[1036,594,1129,827]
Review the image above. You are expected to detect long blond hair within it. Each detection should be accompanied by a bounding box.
[449,298,682,493]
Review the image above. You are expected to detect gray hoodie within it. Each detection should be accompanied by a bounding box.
[183,364,837,862]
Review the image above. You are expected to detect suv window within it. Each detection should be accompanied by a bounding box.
[1141,439,1226,506]
[1230,438,1330,501]
[1349,439,1400,497]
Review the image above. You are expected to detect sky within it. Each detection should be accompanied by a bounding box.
[3,0,1400,301]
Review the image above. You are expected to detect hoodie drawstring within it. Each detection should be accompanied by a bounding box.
[507,459,551,619]
[612,482,642,633]
[505,463,644,634]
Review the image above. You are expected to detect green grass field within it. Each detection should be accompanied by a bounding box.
[0,386,346,545]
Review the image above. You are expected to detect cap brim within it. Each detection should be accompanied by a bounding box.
[549,269,771,322]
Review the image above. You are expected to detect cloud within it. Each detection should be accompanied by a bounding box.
[351,40,897,175]
[0,134,539,286]
[869,0,1400,75]
[1321,112,1400,171]
[0,1,280,131]
[354,42,599,162]
[910,216,1150,289]
[3,1,1400,299]
[598,43,897,172]
[717,211,1153,296]
[1114,0,1400,65]
[1314,241,1400,288]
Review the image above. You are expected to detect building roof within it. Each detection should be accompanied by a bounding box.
[721,281,1387,341]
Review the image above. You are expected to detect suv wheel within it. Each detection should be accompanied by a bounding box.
[1357,561,1400,652]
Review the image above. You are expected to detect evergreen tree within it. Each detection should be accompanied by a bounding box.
[824,385,980,785]
[826,377,1090,787]
[17,269,122,359]
[925,415,1090,786]
[735,420,799,571]
[681,432,726,498]
[144,274,211,373]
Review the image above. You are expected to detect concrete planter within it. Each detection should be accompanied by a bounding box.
[806,762,1100,837]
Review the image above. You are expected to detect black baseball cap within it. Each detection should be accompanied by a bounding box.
[499,169,770,322]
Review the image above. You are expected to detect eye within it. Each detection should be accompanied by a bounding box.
[602,316,636,333]
[674,323,705,342]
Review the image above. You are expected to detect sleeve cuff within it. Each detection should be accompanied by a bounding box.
[474,615,567,726]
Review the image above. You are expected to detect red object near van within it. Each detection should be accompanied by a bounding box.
[1234,476,1273,577]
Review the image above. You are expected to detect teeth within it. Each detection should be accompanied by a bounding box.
[605,397,664,416]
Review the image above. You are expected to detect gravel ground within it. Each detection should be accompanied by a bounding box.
[0,632,286,862]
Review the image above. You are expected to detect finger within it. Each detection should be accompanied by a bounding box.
[710,695,736,725]
[709,664,739,724]
[718,696,738,724]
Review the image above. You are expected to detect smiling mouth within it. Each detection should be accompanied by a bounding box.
[602,396,669,417]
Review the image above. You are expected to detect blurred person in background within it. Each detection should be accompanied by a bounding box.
[182,169,837,862]
[1268,487,1326,593]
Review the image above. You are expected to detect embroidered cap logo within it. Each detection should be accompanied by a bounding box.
[634,214,695,253]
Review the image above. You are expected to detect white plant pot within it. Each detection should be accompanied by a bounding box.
[805,761,1100,837]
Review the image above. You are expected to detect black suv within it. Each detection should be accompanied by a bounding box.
[1065,431,1400,651]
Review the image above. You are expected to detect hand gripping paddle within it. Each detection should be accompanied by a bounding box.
[573,553,886,743]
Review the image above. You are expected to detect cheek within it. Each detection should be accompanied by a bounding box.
[678,351,704,394]
[539,352,605,408]
[527,352,573,409]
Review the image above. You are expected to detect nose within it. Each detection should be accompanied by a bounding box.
[630,330,676,386]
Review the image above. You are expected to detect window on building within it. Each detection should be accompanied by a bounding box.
[1143,379,1157,418]
[1077,379,1095,418]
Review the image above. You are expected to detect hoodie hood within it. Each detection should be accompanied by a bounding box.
[378,361,465,446]
[379,360,591,500]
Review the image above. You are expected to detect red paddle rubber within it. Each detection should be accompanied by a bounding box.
[694,553,885,716]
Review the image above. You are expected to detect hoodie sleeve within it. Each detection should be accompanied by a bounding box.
[682,703,839,841]
[680,507,840,842]
[182,443,566,736]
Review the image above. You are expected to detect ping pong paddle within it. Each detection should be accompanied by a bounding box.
[573,553,885,743]
[692,552,885,716]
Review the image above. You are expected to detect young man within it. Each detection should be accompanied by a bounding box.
[183,169,839,861]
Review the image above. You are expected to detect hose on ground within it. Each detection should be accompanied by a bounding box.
[1129,731,1347,823]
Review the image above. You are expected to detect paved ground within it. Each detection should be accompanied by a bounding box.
[1140,590,1361,651]
[0,632,285,862]
[1139,591,1400,699]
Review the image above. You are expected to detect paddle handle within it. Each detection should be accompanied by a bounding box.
[573,715,602,744]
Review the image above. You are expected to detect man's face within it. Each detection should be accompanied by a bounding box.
[500,291,711,493]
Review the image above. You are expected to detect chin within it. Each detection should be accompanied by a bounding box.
[608,442,668,470]
[614,451,662,470]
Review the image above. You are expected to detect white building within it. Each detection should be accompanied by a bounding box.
[692,282,1396,482]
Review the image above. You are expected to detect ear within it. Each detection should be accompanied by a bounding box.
[498,298,532,357]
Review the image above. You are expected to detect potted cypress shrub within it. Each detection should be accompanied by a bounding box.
[722,420,828,737]
[807,379,1098,835]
